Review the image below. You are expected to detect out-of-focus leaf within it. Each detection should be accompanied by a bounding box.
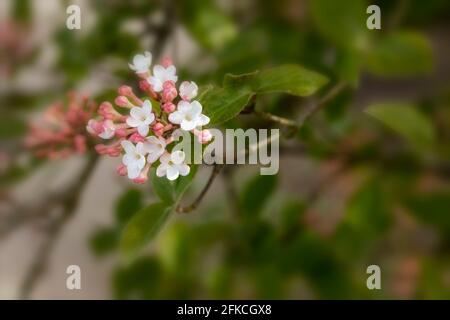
[0,116,26,139]
[200,86,254,125]
[12,0,31,23]
[251,65,329,96]
[404,191,450,233]
[115,189,143,225]
[181,0,237,51]
[240,174,277,218]
[365,103,435,148]
[89,227,119,257]
[334,177,391,259]
[151,169,174,204]
[367,31,433,77]
[311,0,369,51]
[120,202,173,257]
[113,256,162,299]
[283,231,352,298]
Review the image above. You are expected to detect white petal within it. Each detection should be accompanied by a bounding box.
[190,100,202,116]
[144,113,155,125]
[126,116,140,127]
[179,81,198,100]
[159,152,171,165]
[138,125,149,137]
[122,154,133,166]
[168,111,183,125]
[148,76,163,92]
[130,107,144,119]
[147,152,160,163]
[136,142,146,155]
[171,150,185,164]
[177,100,191,113]
[180,119,196,131]
[121,140,134,154]
[153,65,165,78]
[142,100,152,114]
[196,114,210,127]
[127,164,141,179]
[166,66,178,82]
[136,155,146,169]
[177,164,190,176]
[156,164,167,177]
[166,166,179,180]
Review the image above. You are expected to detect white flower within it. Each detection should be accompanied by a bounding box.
[121,141,147,179]
[156,151,190,181]
[86,119,115,139]
[179,81,198,100]
[168,100,210,131]
[147,64,178,92]
[129,51,152,74]
[126,100,155,137]
[143,136,166,163]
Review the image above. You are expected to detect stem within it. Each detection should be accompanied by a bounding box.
[19,154,99,299]
[253,82,346,132]
[176,164,223,213]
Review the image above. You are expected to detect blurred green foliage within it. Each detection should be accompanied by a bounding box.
[2,0,450,299]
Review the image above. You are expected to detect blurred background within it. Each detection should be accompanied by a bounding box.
[1,0,450,299]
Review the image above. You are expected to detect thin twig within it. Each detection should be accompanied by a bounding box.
[176,164,223,213]
[221,166,241,216]
[297,82,346,128]
[19,154,99,299]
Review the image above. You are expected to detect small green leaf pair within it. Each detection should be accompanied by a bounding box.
[120,166,198,258]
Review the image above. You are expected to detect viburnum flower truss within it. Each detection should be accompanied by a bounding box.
[25,93,97,159]
[87,52,214,183]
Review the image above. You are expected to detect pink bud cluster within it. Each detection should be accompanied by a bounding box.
[87,52,214,183]
[25,93,97,159]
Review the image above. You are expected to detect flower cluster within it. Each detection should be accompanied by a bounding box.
[87,52,213,183]
[25,93,97,159]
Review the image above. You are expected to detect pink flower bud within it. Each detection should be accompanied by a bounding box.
[162,102,176,113]
[115,128,128,138]
[95,144,108,155]
[139,80,157,99]
[129,132,145,143]
[116,164,127,176]
[99,102,115,119]
[115,96,131,108]
[132,176,148,184]
[162,81,177,103]
[197,129,213,144]
[152,122,164,136]
[161,56,173,68]
[106,145,122,157]
[118,85,133,96]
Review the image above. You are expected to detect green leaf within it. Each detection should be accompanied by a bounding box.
[251,65,329,96]
[151,169,174,204]
[367,31,433,77]
[120,202,173,256]
[174,164,199,201]
[202,65,328,125]
[115,189,144,225]
[0,116,26,139]
[200,86,254,125]
[334,177,391,259]
[240,174,278,218]
[311,0,369,51]
[89,227,119,257]
[365,103,435,147]
[403,191,450,233]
